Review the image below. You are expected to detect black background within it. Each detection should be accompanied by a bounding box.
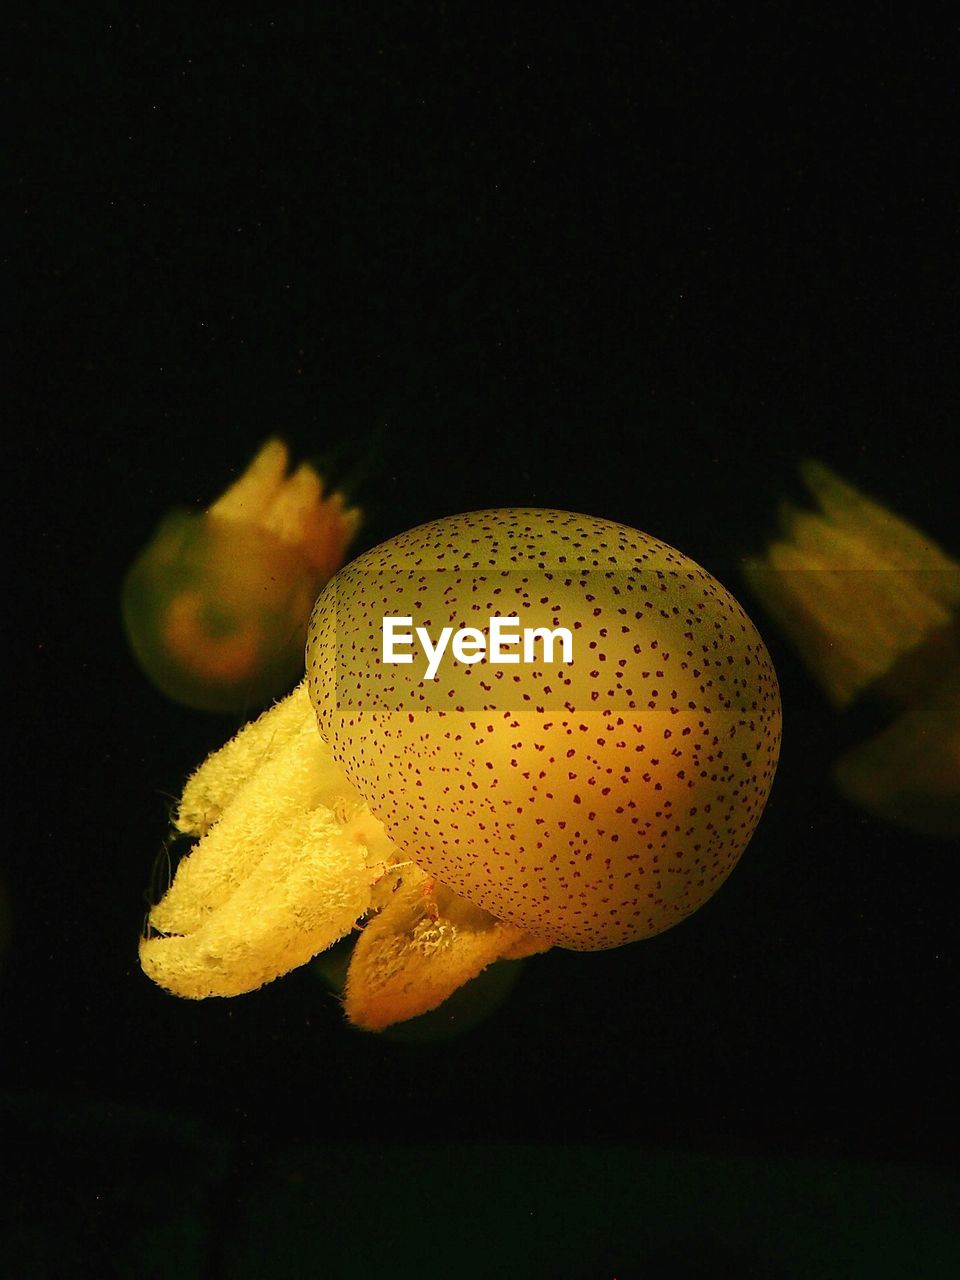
[7,7,960,1276]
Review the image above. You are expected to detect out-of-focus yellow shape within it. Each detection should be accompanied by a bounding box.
[744,461,960,837]
[142,509,780,1030]
[123,439,360,713]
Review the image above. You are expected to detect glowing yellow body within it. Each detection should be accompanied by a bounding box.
[309,508,782,950]
[141,509,781,1029]
[123,440,360,712]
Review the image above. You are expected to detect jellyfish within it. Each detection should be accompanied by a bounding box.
[122,439,361,712]
[744,462,960,838]
[140,509,782,1030]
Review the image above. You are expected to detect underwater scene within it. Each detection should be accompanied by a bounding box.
[9,10,960,1278]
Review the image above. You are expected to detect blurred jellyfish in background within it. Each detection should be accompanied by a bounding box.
[122,439,361,713]
[744,462,960,838]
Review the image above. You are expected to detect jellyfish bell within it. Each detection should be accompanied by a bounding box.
[140,509,782,1030]
[309,508,782,951]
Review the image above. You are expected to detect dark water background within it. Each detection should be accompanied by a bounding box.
[7,8,959,1275]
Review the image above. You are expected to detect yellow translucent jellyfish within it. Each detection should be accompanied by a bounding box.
[122,439,361,712]
[744,462,960,837]
[140,509,782,1029]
